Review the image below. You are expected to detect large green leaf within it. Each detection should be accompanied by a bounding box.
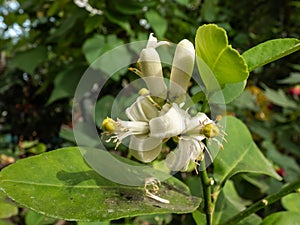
[0,147,200,221]
[260,212,300,225]
[209,116,281,188]
[195,24,248,89]
[242,38,300,72]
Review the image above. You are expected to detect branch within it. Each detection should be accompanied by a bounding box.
[221,178,300,225]
[200,160,214,225]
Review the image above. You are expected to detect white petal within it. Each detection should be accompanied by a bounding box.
[169,39,195,103]
[118,120,149,135]
[129,134,162,152]
[149,104,186,139]
[166,139,191,171]
[125,96,159,122]
[138,48,167,99]
[146,33,158,48]
[184,112,211,134]
[129,135,162,163]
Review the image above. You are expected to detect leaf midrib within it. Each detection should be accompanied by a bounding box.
[212,46,228,72]
[219,141,252,186]
[0,179,141,190]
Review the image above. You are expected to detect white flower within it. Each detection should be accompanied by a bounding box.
[102,96,162,163]
[165,112,220,171]
[102,33,223,172]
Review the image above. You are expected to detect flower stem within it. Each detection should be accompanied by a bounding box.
[221,178,300,225]
[200,160,214,225]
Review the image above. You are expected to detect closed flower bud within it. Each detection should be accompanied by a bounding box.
[169,39,195,103]
[138,48,168,101]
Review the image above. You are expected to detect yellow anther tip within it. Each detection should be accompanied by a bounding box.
[202,123,220,138]
[102,117,116,132]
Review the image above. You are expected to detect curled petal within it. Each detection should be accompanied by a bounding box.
[138,48,167,100]
[149,104,186,139]
[129,134,162,152]
[146,33,170,48]
[126,96,159,122]
[184,112,211,134]
[169,39,195,103]
[166,137,204,171]
[129,135,162,163]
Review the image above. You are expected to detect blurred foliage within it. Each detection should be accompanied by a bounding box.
[0,0,300,224]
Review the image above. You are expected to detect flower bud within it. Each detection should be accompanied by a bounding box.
[138,47,167,101]
[169,39,195,103]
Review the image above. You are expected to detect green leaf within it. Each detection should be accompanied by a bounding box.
[209,81,246,104]
[278,72,300,84]
[25,210,56,225]
[209,116,281,187]
[145,10,168,38]
[82,34,131,75]
[260,211,300,225]
[192,210,206,225]
[0,192,18,219]
[77,222,109,225]
[47,64,86,104]
[0,147,200,221]
[82,34,106,64]
[281,193,300,212]
[213,181,261,225]
[95,95,115,128]
[192,181,259,225]
[242,38,300,72]
[263,87,297,109]
[9,46,47,74]
[195,24,249,89]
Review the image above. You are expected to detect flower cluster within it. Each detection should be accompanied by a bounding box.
[102,34,223,171]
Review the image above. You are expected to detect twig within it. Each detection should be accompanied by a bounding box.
[221,178,300,225]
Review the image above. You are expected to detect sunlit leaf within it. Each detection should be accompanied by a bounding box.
[242,38,300,72]
[260,211,300,225]
[195,24,248,89]
[281,193,300,213]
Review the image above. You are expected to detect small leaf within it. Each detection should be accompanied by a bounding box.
[145,10,168,38]
[195,24,248,88]
[263,87,297,109]
[0,147,200,221]
[213,181,261,225]
[9,46,47,74]
[25,210,56,225]
[47,64,86,104]
[281,193,300,213]
[260,211,300,225]
[209,116,281,188]
[278,72,300,84]
[0,192,18,219]
[242,38,300,72]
